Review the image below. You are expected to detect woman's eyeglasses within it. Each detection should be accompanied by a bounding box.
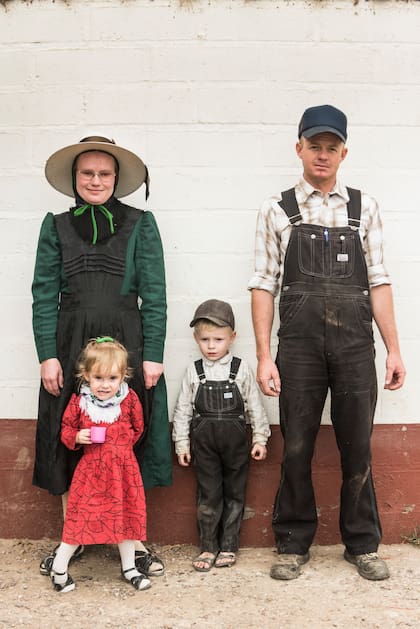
[77,170,116,182]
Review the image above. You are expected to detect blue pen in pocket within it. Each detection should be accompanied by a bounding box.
[324,228,329,245]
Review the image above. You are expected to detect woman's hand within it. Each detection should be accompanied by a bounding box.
[143,361,164,389]
[41,358,64,396]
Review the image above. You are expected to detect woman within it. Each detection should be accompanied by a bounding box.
[32,136,171,576]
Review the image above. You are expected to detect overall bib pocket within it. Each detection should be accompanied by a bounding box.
[298,230,355,279]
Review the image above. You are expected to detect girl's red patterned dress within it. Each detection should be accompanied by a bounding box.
[61,388,147,545]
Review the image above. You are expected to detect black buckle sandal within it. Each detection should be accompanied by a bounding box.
[39,553,55,576]
[122,567,151,591]
[39,544,84,576]
[51,571,75,593]
[134,549,165,576]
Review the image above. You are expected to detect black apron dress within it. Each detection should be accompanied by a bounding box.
[33,207,151,496]
[272,188,381,556]
[191,357,249,553]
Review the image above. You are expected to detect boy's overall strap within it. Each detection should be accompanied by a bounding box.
[229,357,242,381]
[278,188,303,224]
[194,359,206,383]
[346,187,362,228]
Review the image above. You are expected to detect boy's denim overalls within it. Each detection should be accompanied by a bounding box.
[191,357,249,553]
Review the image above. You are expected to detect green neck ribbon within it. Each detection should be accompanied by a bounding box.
[73,204,115,245]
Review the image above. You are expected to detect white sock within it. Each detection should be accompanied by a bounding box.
[118,540,141,579]
[134,540,147,553]
[52,542,77,584]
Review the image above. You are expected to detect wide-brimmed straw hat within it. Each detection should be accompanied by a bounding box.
[45,136,149,198]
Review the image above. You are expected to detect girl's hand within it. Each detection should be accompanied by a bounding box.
[76,429,92,445]
[251,443,267,460]
[177,452,191,467]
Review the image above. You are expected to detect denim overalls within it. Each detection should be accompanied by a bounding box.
[191,357,249,553]
[273,187,381,556]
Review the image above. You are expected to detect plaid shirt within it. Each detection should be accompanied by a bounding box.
[248,177,390,296]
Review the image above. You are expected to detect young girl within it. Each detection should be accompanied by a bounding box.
[50,337,151,593]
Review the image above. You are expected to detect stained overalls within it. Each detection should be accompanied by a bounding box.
[191,357,249,553]
[273,187,381,556]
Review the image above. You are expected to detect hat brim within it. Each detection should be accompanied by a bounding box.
[45,141,148,198]
[301,125,346,142]
[190,316,233,328]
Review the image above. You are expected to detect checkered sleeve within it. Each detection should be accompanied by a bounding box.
[248,198,282,296]
[361,193,391,287]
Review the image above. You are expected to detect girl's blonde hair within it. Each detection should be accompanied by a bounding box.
[76,337,131,383]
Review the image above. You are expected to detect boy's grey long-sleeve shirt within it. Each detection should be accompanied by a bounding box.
[172,351,271,455]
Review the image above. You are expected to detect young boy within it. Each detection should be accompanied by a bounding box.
[172,299,270,572]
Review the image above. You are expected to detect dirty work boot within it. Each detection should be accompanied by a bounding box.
[270,552,310,580]
[344,551,390,581]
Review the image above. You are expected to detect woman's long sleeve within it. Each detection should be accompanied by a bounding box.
[134,211,167,363]
[31,213,63,362]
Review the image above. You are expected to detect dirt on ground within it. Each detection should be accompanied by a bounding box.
[0,539,419,629]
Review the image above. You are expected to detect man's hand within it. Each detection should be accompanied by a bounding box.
[256,357,281,397]
[41,358,63,396]
[384,351,406,390]
[177,451,191,467]
[143,361,164,389]
[371,285,406,391]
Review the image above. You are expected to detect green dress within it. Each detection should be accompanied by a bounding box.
[32,200,172,493]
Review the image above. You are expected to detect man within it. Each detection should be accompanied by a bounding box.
[248,105,405,581]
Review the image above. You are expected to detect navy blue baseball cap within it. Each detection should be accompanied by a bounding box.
[298,105,347,142]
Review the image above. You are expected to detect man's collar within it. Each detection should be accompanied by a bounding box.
[297,177,349,202]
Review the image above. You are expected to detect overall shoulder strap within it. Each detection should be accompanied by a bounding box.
[278,188,303,224]
[194,359,206,383]
[229,357,242,381]
[346,187,362,228]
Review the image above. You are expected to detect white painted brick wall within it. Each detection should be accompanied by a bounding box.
[1,0,419,424]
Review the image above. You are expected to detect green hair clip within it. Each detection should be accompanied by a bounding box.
[95,336,114,344]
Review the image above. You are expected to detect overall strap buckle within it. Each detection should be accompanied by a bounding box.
[346,187,362,228]
[229,356,242,382]
[279,188,303,224]
[194,359,206,383]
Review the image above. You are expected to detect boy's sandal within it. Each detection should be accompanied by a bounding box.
[40,544,84,576]
[122,567,152,591]
[215,552,236,568]
[135,549,165,577]
[192,552,216,572]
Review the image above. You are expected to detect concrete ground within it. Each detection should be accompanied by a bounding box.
[0,539,419,628]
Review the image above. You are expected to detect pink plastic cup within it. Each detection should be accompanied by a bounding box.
[90,426,106,443]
